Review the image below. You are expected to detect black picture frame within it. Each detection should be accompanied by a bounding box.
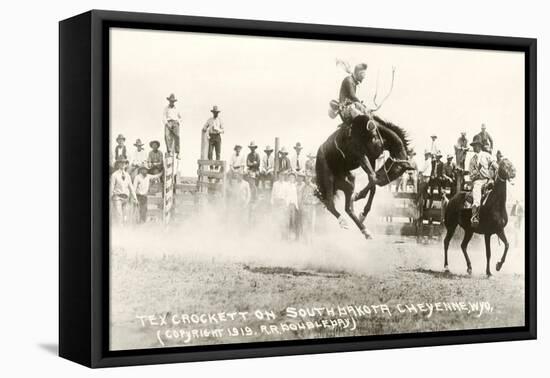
[59,9,537,368]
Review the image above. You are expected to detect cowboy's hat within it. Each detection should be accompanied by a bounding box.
[307,152,316,158]
[408,148,416,156]
[210,105,221,113]
[430,134,438,138]
[248,141,258,148]
[116,134,125,141]
[234,144,242,151]
[293,142,303,150]
[280,147,289,154]
[435,150,443,157]
[447,154,454,160]
[424,149,432,155]
[264,145,274,152]
[138,166,149,173]
[166,93,177,102]
[470,135,483,147]
[149,140,161,148]
[134,139,144,147]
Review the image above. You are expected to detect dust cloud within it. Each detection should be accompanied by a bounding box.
[111,195,525,277]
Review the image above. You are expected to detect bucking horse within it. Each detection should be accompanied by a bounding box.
[315,113,413,239]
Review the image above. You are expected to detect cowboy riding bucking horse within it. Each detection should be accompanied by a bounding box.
[318,60,414,239]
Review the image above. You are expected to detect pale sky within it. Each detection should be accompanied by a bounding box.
[110,28,525,200]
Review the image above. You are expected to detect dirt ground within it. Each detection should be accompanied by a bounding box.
[109,209,525,351]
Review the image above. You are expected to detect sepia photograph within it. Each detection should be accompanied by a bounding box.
[108,27,526,351]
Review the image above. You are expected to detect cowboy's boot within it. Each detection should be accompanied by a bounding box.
[471,205,480,227]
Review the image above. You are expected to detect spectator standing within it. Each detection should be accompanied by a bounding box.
[110,159,137,225]
[114,134,127,163]
[130,139,147,179]
[290,142,306,174]
[162,93,182,158]
[454,131,469,170]
[228,144,245,181]
[133,166,162,223]
[278,147,292,175]
[259,145,275,189]
[442,154,457,197]
[202,105,224,161]
[304,152,316,178]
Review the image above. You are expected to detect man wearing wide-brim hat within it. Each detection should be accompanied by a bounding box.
[129,139,148,179]
[469,134,497,227]
[454,131,469,170]
[260,145,275,189]
[304,151,316,178]
[441,154,457,197]
[114,134,127,163]
[278,146,291,175]
[338,62,369,125]
[162,93,182,158]
[228,144,245,181]
[426,150,444,208]
[110,156,137,225]
[147,140,164,175]
[133,165,162,224]
[290,142,306,174]
[246,141,261,194]
[202,105,224,161]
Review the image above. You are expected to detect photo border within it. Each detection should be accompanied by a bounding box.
[59,9,536,368]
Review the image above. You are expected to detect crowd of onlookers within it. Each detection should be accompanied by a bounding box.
[225,141,319,242]
[111,91,522,232]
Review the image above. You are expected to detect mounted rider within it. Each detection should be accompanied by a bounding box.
[330,61,378,181]
[469,135,497,227]
[338,63,370,125]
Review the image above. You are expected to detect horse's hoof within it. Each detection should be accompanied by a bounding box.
[338,217,349,229]
[361,229,373,240]
[444,265,450,273]
[467,267,472,275]
[486,272,492,278]
[496,262,503,271]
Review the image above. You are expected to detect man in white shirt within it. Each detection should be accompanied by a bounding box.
[469,135,496,227]
[163,94,181,157]
[228,144,245,182]
[418,150,432,207]
[202,105,224,161]
[260,145,275,189]
[290,142,306,174]
[133,166,162,223]
[429,134,439,156]
[110,160,137,225]
[233,172,251,207]
[130,139,148,178]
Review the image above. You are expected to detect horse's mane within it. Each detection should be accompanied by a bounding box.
[371,114,410,151]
